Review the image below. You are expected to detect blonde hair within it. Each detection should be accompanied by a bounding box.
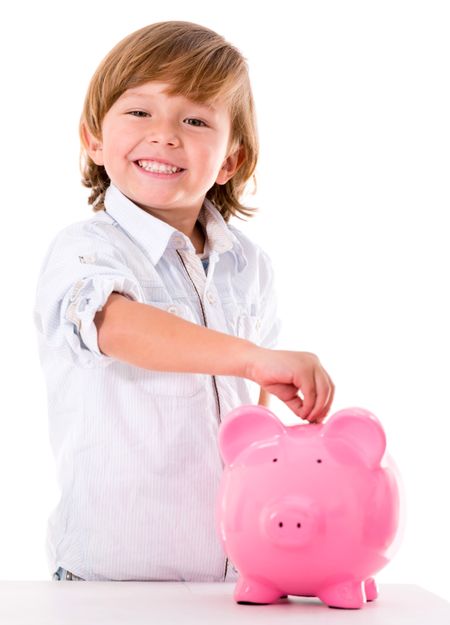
[80,21,258,221]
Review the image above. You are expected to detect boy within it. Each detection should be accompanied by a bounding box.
[34,21,334,582]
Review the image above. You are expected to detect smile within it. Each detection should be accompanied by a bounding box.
[137,159,184,174]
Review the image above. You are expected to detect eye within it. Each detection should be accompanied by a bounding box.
[128,110,150,118]
[272,458,278,463]
[184,118,207,127]
[316,459,323,463]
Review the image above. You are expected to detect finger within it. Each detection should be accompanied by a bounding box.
[285,394,306,416]
[296,376,317,421]
[265,383,308,418]
[305,369,332,424]
[321,372,335,419]
[310,370,335,424]
[265,383,304,412]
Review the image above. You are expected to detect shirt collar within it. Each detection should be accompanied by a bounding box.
[104,184,246,269]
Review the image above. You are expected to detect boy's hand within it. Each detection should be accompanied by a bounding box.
[245,348,334,424]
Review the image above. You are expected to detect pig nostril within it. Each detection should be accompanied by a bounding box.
[297,523,301,528]
[279,522,283,527]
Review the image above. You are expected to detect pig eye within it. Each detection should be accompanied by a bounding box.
[316,459,323,463]
[272,458,278,462]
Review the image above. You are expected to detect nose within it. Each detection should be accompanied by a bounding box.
[146,121,180,147]
[262,496,319,548]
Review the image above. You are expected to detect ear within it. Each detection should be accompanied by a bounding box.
[215,145,244,185]
[218,404,285,466]
[322,407,386,469]
[80,122,104,166]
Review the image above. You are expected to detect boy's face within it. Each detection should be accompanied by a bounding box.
[83,81,241,220]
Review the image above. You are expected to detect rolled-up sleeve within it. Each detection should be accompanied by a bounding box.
[34,222,144,368]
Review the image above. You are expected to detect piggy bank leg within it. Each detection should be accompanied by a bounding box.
[318,580,365,609]
[364,577,378,601]
[234,575,282,605]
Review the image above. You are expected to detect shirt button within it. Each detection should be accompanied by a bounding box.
[206,291,216,305]
[167,305,178,314]
[174,236,185,248]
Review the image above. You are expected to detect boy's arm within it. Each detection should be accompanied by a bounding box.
[94,293,334,423]
[95,292,257,377]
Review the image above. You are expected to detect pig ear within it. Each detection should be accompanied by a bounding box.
[218,405,285,466]
[322,407,386,468]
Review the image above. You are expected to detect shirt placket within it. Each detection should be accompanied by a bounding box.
[176,247,230,582]
[176,249,221,414]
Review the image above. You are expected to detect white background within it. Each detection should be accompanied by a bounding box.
[0,0,449,602]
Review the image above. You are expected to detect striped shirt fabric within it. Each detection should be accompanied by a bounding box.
[34,184,280,581]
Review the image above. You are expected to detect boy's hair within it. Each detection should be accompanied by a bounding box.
[80,21,258,221]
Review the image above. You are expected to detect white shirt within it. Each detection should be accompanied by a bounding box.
[34,184,280,581]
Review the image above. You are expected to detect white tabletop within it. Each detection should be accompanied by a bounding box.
[0,582,448,625]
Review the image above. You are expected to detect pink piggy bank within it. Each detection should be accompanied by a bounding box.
[216,405,403,609]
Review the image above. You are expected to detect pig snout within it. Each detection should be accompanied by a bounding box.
[261,497,319,548]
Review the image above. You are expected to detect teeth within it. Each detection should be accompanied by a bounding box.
[138,160,181,174]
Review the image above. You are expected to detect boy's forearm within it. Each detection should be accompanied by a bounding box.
[95,292,260,378]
